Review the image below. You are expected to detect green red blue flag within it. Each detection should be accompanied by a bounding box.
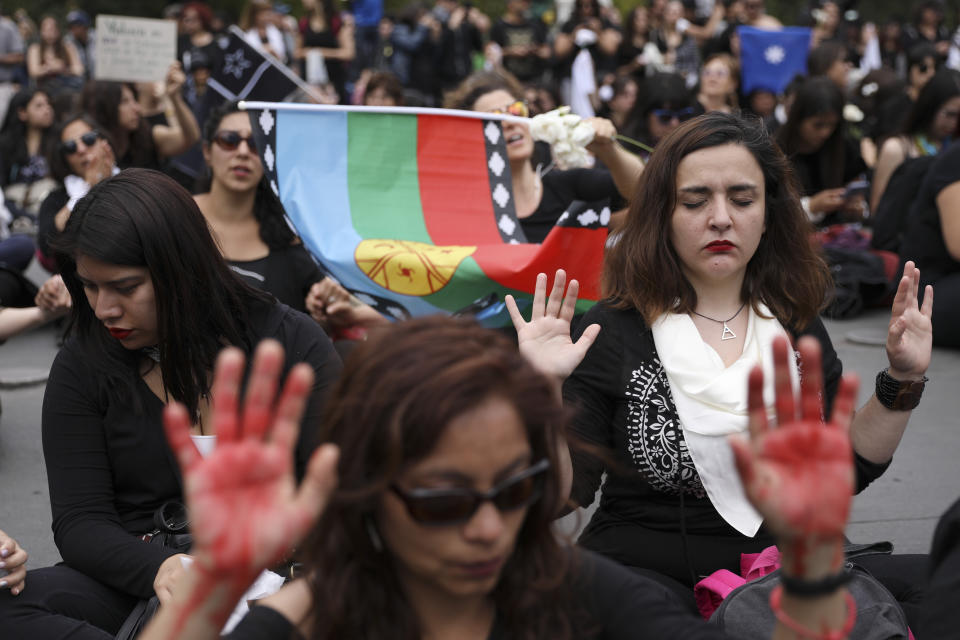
[244,103,610,325]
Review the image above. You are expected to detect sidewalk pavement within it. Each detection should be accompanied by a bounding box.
[1,305,958,570]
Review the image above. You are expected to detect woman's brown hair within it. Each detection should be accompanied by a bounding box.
[299,316,578,640]
[604,111,831,331]
[443,69,525,110]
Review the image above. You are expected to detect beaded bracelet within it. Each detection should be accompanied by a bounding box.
[769,585,857,640]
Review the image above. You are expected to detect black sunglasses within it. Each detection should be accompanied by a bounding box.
[212,130,257,152]
[390,458,551,527]
[60,131,100,155]
[652,107,695,124]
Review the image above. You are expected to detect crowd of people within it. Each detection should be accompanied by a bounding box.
[0,0,959,639]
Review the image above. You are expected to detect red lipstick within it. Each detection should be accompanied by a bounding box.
[458,556,504,579]
[705,240,735,252]
[108,328,132,340]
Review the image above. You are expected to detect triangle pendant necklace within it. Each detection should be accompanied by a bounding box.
[691,302,746,341]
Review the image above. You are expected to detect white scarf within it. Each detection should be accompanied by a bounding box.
[650,303,799,536]
[65,167,121,211]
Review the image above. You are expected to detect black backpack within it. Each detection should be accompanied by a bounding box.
[871,155,936,254]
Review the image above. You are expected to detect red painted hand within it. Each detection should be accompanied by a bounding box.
[163,341,339,580]
[730,336,858,543]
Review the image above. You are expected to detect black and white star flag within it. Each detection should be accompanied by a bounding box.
[208,26,300,103]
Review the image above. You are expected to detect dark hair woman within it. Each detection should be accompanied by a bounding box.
[0,168,342,639]
[25,15,83,96]
[139,314,864,640]
[513,112,933,628]
[195,101,385,333]
[871,69,960,212]
[296,0,355,102]
[81,66,201,171]
[0,87,54,190]
[622,72,697,158]
[35,113,117,271]
[446,70,644,242]
[775,76,867,224]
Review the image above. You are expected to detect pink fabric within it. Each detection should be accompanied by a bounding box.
[695,545,783,619]
[741,545,782,580]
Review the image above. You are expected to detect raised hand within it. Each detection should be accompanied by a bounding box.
[505,270,600,382]
[162,341,339,580]
[730,336,858,543]
[886,261,933,381]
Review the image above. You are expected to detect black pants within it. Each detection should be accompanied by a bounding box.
[0,564,137,639]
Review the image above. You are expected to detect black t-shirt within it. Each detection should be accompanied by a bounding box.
[227,245,325,314]
[37,185,68,261]
[490,17,548,82]
[898,142,960,283]
[520,168,623,243]
[225,549,730,639]
[41,301,342,599]
[789,136,867,197]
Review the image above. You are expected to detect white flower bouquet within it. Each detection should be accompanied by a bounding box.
[529,106,596,170]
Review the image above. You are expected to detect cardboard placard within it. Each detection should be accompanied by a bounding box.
[95,15,176,83]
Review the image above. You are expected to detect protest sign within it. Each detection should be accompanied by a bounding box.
[95,15,176,83]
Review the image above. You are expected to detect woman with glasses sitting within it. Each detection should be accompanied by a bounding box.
[36,114,118,271]
[446,70,644,242]
[140,313,862,640]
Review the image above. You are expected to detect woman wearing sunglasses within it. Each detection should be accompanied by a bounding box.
[140,313,860,640]
[195,101,386,335]
[511,112,932,629]
[0,168,342,639]
[622,71,698,160]
[446,70,644,242]
[35,114,118,271]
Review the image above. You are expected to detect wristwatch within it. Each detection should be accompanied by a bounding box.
[875,369,927,411]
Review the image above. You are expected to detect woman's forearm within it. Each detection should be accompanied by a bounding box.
[0,306,51,341]
[139,566,253,640]
[595,143,644,202]
[850,393,912,464]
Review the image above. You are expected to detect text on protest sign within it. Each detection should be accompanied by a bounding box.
[95,15,176,83]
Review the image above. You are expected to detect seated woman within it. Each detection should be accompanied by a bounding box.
[195,101,387,333]
[26,16,83,97]
[870,69,960,213]
[36,114,117,271]
[0,168,342,638]
[0,88,56,217]
[81,64,200,172]
[515,112,933,626]
[899,126,960,348]
[445,70,644,243]
[141,315,860,640]
[776,76,868,225]
[0,272,71,341]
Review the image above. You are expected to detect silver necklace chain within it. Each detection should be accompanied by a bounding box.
[691,302,746,341]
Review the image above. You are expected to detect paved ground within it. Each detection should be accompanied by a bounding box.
[1,275,958,569]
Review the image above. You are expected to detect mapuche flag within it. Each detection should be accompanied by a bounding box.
[208,26,300,103]
[738,26,812,95]
[243,103,610,325]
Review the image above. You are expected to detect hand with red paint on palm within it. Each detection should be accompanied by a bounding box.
[163,341,339,581]
[730,336,858,545]
[885,261,933,382]
[505,270,600,384]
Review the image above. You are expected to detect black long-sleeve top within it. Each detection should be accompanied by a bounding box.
[41,301,342,599]
[564,303,890,581]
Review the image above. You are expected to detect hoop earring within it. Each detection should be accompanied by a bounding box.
[364,515,384,553]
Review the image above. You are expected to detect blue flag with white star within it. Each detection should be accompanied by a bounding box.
[207,26,299,103]
[737,26,812,95]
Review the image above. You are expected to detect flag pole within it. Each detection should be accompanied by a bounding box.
[236,100,529,123]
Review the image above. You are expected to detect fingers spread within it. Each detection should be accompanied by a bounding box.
[505,294,525,330]
[829,373,859,432]
[771,337,796,426]
[921,284,934,318]
[531,273,548,320]
[211,347,245,443]
[559,278,580,322]
[746,365,769,441]
[545,269,567,318]
[269,363,314,454]
[163,403,203,474]
[796,336,824,423]
[242,341,285,441]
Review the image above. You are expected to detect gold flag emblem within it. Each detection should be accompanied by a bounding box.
[355,239,477,296]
